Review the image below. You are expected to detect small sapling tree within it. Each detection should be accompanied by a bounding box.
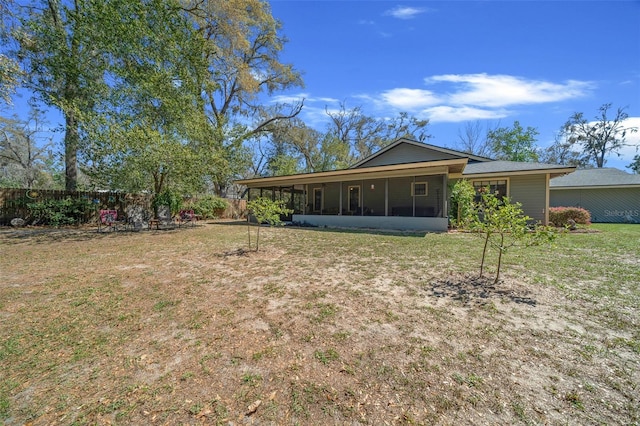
[246,197,293,252]
[473,190,558,283]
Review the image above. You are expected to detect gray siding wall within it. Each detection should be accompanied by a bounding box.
[550,188,640,223]
[359,144,459,167]
[509,175,547,223]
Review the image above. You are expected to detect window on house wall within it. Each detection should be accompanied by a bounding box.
[411,182,428,196]
[472,180,508,199]
[313,188,322,212]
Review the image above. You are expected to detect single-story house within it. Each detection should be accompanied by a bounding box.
[236,138,575,232]
[550,168,640,223]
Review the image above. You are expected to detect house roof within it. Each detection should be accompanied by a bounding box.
[349,138,492,169]
[235,158,468,188]
[550,168,640,189]
[462,160,575,178]
[235,138,576,187]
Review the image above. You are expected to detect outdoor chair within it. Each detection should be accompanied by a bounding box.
[177,209,197,227]
[126,205,149,231]
[150,205,176,230]
[98,209,124,232]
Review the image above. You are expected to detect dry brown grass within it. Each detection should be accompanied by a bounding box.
[1,221,638,425]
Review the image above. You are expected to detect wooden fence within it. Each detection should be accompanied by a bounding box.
[0,188,246,226]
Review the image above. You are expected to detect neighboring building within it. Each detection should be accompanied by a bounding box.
[550,168,640,223]
[236,138,575,232]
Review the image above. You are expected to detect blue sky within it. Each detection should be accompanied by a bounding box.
[267,0,640,169]
[3,1,639,171]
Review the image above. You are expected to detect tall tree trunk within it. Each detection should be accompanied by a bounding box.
[64,111,78,191]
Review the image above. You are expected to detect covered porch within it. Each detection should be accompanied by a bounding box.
[238,158,468,232]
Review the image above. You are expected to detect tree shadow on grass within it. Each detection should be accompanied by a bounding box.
[0,225,186,245]
[213,220,430,238]
[428,274,537,307]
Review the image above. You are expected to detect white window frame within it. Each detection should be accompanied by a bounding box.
[471,178,509,198]
[411,181,428,197]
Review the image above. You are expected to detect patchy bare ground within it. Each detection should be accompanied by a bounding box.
[0,221,638,425]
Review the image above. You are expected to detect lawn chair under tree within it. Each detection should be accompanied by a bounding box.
[177,209,197,227]
[98,209,124,232]
[126,205,149,231]
[149,205,176,230]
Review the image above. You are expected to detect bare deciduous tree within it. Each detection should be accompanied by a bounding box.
[561,104,638,168]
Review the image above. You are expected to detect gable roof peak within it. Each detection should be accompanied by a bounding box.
[349,138,493,169]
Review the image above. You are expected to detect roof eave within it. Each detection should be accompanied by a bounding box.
[462,166,576,179]
[235,158,468,188]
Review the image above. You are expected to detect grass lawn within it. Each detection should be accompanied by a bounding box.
[0,221,638,425]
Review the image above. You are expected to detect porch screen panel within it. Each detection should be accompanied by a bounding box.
[363,179,385,216]
[388,177,414,216]
[414,175,444,217]
[323,182,341,215]
[292,187,305,214]
[248,188,260,200]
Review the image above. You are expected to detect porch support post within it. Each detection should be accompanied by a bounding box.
[385,178,389,216]
[442,174,447,218]
[412,176,416,217]
[361,180,364,216]
[339,183,343,215]
[304,184,308,214]
[544,173,550,225]
[290,186,295,213]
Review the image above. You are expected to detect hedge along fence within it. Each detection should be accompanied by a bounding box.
[549,206,592,227]
[0,188,246,226]
[0,188,152,226]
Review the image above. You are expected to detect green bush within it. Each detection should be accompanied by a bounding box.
[549,207,591,227]
[152,190,183,215]
[187,196,228,219]
[449,179,476,229]
[27,197,93,226]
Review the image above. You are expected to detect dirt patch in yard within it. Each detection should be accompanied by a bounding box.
[0,222,638,425]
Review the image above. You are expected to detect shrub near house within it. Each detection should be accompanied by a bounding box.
[549,207,591,227]
[186,196,228,219]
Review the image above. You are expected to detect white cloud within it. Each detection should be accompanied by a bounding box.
[622,117,640,141]
[269,93,309,104]
[316,96,340,104]
[275,74,600,130]
[422,106,509,123]
[425,74,593,108]
[362,73,595,122]
[616,116,640,160]
[383,6,428,20]
[380,88,440,110]
[270,93,340,106]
